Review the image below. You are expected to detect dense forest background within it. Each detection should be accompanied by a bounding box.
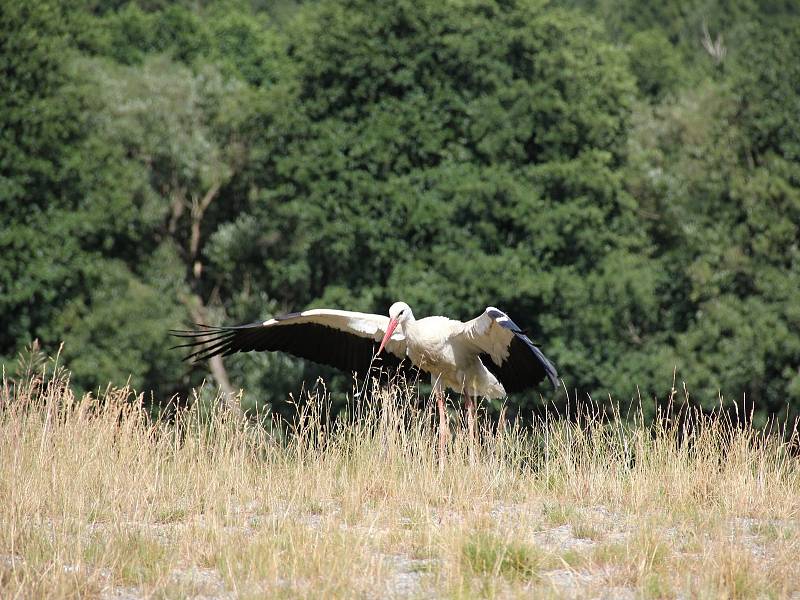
[2,0,799,424]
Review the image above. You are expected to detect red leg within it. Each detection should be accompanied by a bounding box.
[465,392,476,462]
[436,387,448,468]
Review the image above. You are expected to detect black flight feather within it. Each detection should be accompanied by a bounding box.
[170,321,417,379]
[478,311,558,392]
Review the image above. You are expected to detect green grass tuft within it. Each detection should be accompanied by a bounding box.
[461,531,544,580]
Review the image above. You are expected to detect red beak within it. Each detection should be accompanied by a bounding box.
[378,318,399,355]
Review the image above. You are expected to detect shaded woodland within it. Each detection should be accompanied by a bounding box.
[2,0,799,423]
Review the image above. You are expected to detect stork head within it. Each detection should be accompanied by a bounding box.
[388,301,413,323]
[378,301,413,355]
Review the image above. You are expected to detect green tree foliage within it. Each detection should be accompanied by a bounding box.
[625,18,800,421]
[2,0,799,424]
[87,3,211,65]
[0,0,162,385]
[202,0,657,413]
[0,0,277,400]
[627,29,682,101]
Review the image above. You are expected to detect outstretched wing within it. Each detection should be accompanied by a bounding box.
[171,309,411,376]
[456,306,558,393]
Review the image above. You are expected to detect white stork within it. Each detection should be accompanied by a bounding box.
[172,302,558,450]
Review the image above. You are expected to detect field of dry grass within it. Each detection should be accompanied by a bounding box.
[2,360,799,599]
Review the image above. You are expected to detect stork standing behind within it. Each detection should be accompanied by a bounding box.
[172,301,558,455]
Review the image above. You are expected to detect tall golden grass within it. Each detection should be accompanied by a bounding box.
[1,356,798,598]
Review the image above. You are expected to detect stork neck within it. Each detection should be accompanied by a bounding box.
[399,314,416,336]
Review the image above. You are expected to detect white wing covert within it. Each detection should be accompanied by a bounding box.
[457,306,558,392]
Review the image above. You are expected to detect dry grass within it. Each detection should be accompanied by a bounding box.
[1,359,799,599]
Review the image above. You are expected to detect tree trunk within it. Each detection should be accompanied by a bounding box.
[187,302,241,415]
